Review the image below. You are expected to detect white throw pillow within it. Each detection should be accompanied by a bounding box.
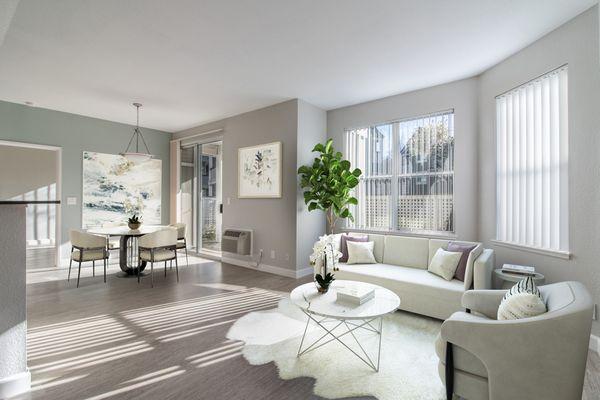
[498,277,547,320]
[346,241,376,264]
[428,248,463,281]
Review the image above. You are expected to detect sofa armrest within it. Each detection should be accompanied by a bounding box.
[469,248,494,290]
[461,289,507,319]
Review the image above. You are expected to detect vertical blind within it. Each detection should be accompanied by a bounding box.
[496,66,569,253]
[345,110,454,234]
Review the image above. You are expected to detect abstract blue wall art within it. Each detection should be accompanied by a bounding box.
[82,151,161,228]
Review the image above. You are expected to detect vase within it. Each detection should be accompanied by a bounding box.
[128,222,141,230]
[317,285,329,294]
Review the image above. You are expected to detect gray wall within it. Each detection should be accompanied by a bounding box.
[0,100,171,262]
[327,77,480,241]
[478,7,600,335]
[175,100,301,271]
[296,99,327,271]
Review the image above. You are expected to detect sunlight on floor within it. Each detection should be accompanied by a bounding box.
[81,366,187,400]
[121,288,283,336]
[25,283,286,399]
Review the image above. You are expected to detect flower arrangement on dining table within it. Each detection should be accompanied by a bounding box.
[309,234,342,293]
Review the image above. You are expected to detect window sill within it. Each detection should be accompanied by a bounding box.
[340,228,457,240]
[490,240,571,260]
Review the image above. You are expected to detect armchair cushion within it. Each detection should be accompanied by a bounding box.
[497,276,546,320]
[140,249,176,262]
[462,289,507,319]
[72,249,107,262]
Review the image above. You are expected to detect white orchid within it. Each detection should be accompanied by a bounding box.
[309,234,342,274]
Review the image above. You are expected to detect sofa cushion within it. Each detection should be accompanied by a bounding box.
[383,236,429,269]
[336,263,464,300]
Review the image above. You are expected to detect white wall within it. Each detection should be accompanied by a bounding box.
[478,7,600,335]
[0,146,57,200]
[327,77,480,241]
[0,205,30,398]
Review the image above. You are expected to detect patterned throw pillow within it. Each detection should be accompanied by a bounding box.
[497,276,547,320]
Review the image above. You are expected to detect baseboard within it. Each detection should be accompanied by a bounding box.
[221,256,310,279]
[0,370,30,399]
[296,266,314,279]
[590,334,600,355]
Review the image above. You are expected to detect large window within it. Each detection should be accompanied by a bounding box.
[345,110,454,234]
[495,66,569,255]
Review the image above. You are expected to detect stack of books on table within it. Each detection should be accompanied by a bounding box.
[336,285,375,305]
[502,264,536,276]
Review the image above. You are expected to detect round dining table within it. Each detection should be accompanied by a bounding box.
[87,225,172,276]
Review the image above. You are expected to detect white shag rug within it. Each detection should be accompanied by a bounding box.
[227,299,445,400]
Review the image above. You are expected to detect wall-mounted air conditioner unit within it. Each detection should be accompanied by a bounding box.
[221,228,253,256]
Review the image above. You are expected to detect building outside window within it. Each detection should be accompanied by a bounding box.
[345,110,454,235]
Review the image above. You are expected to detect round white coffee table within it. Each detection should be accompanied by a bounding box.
[290,280,400,372]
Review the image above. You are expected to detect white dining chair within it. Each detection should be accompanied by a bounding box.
[137,228,179,287]
[170,223,189,267]
[69,230,109,288]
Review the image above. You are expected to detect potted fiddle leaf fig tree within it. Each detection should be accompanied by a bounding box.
[298,138,362,234]
[299,139,361,293]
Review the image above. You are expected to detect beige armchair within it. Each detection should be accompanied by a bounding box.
[436,281,593,400]
[69,230,109,288]
[138,228,179,287]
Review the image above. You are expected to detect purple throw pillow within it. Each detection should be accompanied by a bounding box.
[340,235,368,263]
[448,242,477,282]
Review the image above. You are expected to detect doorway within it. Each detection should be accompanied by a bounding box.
[180,140,223,257]
[0,140,62,269]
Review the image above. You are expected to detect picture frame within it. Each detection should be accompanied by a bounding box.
[238,141,282,198]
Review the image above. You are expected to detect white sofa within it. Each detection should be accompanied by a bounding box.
[334,232,495,320]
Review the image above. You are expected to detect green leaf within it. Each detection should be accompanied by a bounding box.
[347,197,358,205]
[312,143,325,153]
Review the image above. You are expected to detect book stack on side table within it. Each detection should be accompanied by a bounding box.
[501,264,535,276]
[336,285,375,305]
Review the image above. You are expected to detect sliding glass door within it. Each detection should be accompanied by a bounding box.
[179,140,222,255]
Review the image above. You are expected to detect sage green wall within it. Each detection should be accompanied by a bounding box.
[0,100,171,262]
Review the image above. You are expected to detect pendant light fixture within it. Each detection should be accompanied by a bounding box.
[120,102,154,163]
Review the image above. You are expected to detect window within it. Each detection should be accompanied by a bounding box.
[345,110,454,234]
[496,66,569,255]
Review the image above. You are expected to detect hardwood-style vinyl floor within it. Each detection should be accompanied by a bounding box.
[16,256,599,400]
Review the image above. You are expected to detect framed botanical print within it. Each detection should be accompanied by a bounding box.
[238,141,282,198]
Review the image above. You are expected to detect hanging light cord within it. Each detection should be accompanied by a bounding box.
[123,103,151,155]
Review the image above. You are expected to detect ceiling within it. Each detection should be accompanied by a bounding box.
[0,0,596,132]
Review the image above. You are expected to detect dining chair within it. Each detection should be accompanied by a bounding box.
[170,223,189,267]
[69,230,109,288]
[138,228,179,287]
